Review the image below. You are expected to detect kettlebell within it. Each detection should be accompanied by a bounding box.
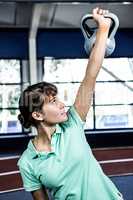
[81,13,119,57]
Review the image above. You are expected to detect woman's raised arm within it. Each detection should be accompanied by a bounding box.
[74,8,111,121]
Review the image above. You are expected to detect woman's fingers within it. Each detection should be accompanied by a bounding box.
[98,8,103,15]
[92,7,111,29]
[93,7,99,16]
[95,8,109,16]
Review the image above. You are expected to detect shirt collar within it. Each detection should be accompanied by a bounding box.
[54,123,62,134]
[28,123,62,159]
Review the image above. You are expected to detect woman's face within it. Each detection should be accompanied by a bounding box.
[40,95,68,125]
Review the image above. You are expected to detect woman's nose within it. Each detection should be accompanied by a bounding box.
[59,101,65,109]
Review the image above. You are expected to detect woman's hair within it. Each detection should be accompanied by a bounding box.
[18,82,57,129]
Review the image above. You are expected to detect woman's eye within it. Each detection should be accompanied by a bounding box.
[51,98,57,103]
[49,97,58,104]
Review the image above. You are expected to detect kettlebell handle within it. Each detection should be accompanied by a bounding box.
[81,13,119,39]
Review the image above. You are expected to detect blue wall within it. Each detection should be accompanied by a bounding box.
[0,28,132,59]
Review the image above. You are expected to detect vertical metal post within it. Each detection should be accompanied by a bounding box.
[29,3,42,85]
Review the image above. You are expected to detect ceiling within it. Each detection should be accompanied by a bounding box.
[0,1,133,29]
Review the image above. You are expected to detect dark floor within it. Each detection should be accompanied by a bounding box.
[0,175,133,200]
[111,175,133,200]
[0,190,32,200]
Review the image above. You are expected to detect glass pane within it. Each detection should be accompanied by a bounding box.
[0,94,2,108]
[0,109,22,133]
[97,58,133,81]
[0,85,21,108]
[84,107,94,130]
[95,105,133,129]
[54,83,80,106]
[0,60,20,83]
[44,58,87,82]
[95,82,133,105]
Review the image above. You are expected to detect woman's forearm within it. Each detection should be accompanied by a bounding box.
[85,27,110,80]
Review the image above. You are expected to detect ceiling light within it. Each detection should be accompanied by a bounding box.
[122,2,132,4]
[71,2,80,5]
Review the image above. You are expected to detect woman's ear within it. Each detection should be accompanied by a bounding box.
[32,111,44,121]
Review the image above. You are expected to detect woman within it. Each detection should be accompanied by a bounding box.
[18,8,124,200]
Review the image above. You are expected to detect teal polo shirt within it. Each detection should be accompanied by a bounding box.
[18,106,123,200]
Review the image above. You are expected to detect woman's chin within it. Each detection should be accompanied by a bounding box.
[61,113,68,122]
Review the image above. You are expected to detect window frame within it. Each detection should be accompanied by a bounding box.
[0,59,31,136]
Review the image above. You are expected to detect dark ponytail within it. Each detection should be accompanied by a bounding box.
[18,114,31,129]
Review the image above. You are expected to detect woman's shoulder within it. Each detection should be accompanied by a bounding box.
[18,139,38,166]
[17,148,31,169]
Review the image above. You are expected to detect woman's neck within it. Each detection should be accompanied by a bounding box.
[37,123,56,143]
[33,123,56,152]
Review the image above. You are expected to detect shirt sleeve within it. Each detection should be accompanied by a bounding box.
[19,166,42,192]
[66,105,85,128]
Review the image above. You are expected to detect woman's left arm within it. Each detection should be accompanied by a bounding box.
[74,8,111,121]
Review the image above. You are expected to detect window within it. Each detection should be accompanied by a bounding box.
[95,58,133,129]
[0,60,22,134]
[43,57,133,131]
